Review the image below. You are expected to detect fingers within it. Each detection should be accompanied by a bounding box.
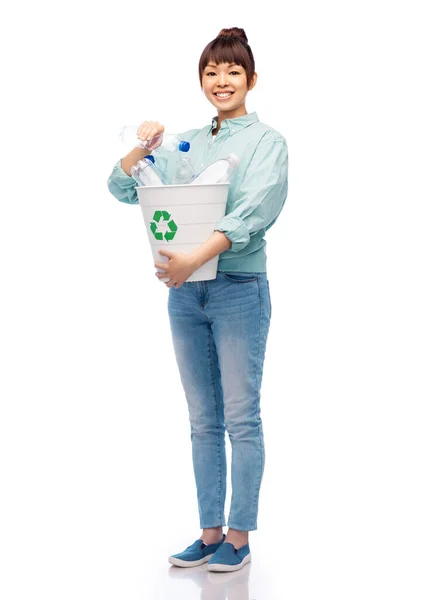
[155,271,170,280]
[136,121,165,142]
[155,272,176,287]
[154,261,176,287]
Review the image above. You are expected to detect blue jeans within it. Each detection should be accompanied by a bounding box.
[167,271,272,531]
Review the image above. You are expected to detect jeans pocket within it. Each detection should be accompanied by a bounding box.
[220,271,259,283]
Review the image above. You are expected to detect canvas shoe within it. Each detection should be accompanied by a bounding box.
[169,534,226,567]
[207,541,251,572]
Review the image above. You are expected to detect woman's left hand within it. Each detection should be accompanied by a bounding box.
[154,249,196,289]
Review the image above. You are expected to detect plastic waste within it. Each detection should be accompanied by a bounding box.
[148,133,190,153]
[190,154,240,185]
[130,155,167,186]
[119,126,190,153]
[172,157,195,184]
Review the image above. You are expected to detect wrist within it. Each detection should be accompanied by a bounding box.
[188,252,201,271]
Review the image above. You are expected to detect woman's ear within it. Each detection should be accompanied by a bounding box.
[249,72,258,91]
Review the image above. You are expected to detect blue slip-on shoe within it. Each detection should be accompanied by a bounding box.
[207,541,251,572]
[169,534,226,567]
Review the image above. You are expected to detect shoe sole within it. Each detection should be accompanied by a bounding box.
[207,553,251,572]
[168,554,212,568]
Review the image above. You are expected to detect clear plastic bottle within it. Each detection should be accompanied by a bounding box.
[119,126,190,153]
[190,154,240,185]
[171,157,195,184]
[130,155,167,186]
[148,133,190,153]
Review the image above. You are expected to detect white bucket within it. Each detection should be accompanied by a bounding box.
[136,183,229,283]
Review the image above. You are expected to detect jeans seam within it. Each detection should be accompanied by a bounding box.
[228,279,263,529]
[253,279,263,520]
[257,277,261,312]
[267,280,272,319]
[208,325,223,523]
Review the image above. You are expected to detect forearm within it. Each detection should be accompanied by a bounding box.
[189,231,231,270]
[121,147,151,176]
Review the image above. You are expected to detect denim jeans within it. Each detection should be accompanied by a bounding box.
[167,270,272,531]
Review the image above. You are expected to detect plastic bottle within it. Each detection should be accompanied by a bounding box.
[130,155,167,186]
[119,126,190,153]
[171,157,195,184]
[189,154,240,185]
[148,133,191,153]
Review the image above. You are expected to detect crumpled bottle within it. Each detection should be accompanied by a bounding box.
[171,156,195,184]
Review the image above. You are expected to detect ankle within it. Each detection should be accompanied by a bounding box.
[226,528,249,544]
[201,526,224,543]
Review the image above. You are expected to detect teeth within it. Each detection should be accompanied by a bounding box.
[216,93,232,98]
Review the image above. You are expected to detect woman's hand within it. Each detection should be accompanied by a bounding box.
[136,121,165,149]
[154,249,197,289]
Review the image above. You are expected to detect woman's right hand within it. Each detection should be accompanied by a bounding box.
[136,121,165,150]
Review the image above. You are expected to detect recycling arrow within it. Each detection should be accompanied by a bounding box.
[149,210,178,242]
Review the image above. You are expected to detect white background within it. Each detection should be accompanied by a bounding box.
[1,1,423,599]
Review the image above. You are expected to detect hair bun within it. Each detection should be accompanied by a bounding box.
[217,27,248,43]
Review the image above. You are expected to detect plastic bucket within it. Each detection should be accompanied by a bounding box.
[136,183,229,283]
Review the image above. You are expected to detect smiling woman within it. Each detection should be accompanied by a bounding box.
[198,27,256,89]
[199,29,258,130]
[106,25,289,573]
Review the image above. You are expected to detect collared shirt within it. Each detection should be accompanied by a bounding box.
[107,111,288,273]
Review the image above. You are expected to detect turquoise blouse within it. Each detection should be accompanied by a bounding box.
[107,112,288,272]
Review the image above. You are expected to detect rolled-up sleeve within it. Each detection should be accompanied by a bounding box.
[214,138,288,252]
[107,159,138,204]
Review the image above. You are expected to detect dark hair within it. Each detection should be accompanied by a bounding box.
[198,27,256,89]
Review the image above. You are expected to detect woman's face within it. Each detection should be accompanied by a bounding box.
[201,62,256,116]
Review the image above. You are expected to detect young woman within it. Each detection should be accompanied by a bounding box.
[107,27,288,572]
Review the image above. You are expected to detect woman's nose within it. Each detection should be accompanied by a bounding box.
[217,73,229,86]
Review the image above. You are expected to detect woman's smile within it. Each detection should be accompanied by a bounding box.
[214,91,235,100]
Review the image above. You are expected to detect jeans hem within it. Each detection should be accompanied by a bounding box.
[227,522,257,531]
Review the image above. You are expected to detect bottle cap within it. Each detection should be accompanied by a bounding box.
[178,141,190,152]
[145,155,155,163]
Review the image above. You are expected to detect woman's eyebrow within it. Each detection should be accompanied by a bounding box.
[206,63,239,68]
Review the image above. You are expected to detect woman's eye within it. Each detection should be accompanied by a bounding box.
[205,71,240,76]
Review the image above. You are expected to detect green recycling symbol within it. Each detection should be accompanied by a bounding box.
[150,210,178,242]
